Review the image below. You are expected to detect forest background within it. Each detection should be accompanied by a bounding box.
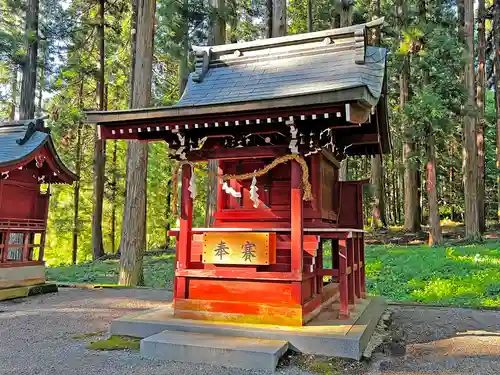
[1,0,500,268]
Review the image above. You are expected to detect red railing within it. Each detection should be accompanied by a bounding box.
[0,218,46,231]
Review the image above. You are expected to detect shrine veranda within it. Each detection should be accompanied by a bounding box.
[87,20,390,339]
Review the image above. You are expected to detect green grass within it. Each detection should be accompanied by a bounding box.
[46,241,500,309]
[46,253,175,289]
[72,329,107,340]
[86,335,140,351]
[365,240,500,308]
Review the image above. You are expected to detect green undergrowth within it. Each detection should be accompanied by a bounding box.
[86,335,140,351]
[365,240,500,308]
[46,253,174,289]
[46,241,500,309]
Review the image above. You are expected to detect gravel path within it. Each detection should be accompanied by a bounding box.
[364,305,500,375]
[2,289,500,375]
[0,288,312,375]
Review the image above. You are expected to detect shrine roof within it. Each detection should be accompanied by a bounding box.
[0,119,78,184]
[86,19,387,124]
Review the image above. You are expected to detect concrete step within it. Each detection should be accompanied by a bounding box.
[141,330,289,371]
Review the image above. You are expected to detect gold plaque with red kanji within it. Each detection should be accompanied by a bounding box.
[203,232,276,265]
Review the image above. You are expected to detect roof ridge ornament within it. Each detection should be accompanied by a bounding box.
[354,28,367,65]
[16,118,50,146]
[192,47,211,83]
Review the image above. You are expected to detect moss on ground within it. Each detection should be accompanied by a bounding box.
[72,329,106,340]
[86,335,140,351]
[297,355,344,375]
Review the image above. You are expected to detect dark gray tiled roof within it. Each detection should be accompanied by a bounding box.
[178,45,386,108]
[0,122,48,167]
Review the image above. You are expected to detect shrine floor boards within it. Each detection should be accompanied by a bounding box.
[110,296,386,370]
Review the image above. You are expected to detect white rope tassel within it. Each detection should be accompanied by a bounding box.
[222,181,242,198]
[249,175,259,208]
[188,165,197,200]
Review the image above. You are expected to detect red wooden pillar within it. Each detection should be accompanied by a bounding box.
[291,160,303,275]
[291,160,304,306]
[360,233,366,298]
[176,163,193,299]
[354,234,361,299]
[347,237,355,305]
[338,239,349,317]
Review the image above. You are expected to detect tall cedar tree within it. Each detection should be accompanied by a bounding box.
[118,0,156,286]
[462,0,480,239]
[179,0,189,95]
[420,0,442,245]
[338,0,354,181]
[369,0,386,229]
[72,79,84,264]
[19,0,39,119]
[92,0,106,260]
[400,0,420,232]
[205,0,226,227]
[272,0,286,37]
[477,0,486,233]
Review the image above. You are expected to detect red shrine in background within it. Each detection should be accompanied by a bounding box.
[0,119,77,289]
[88,20,390,325]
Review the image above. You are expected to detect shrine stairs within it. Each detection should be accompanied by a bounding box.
[109,296,386,371]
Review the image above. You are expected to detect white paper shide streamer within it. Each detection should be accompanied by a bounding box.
[249,175,259,208]
[188,165,197,199]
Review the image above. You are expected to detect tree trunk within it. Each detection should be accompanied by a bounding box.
[477,0,486,233]
[118,0,156,286]
[10,67,17,120]
[72,80,84,265]
[457,0,464,36]
[19,0,39,120]
[36,42,47,116]
[205,0,225,228]
[338,1,353,179]
[266,0,273,38]
[427,133,442,245]
[129,0,137,107]
[72,124,83,264]
[179,0,189,96]
[307,0,313,32]
[399,0,420,232]
[92,0,106,260]
[494,1,500,223]
[463,0,480,240]
[369,0,385,229]
[209,0,225,45]
[272,0,286,37]
[340,1,353,27]
[371,155,386,228]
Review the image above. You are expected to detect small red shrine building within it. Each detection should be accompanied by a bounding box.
[0,119,77,290]
[87,21,390,326]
